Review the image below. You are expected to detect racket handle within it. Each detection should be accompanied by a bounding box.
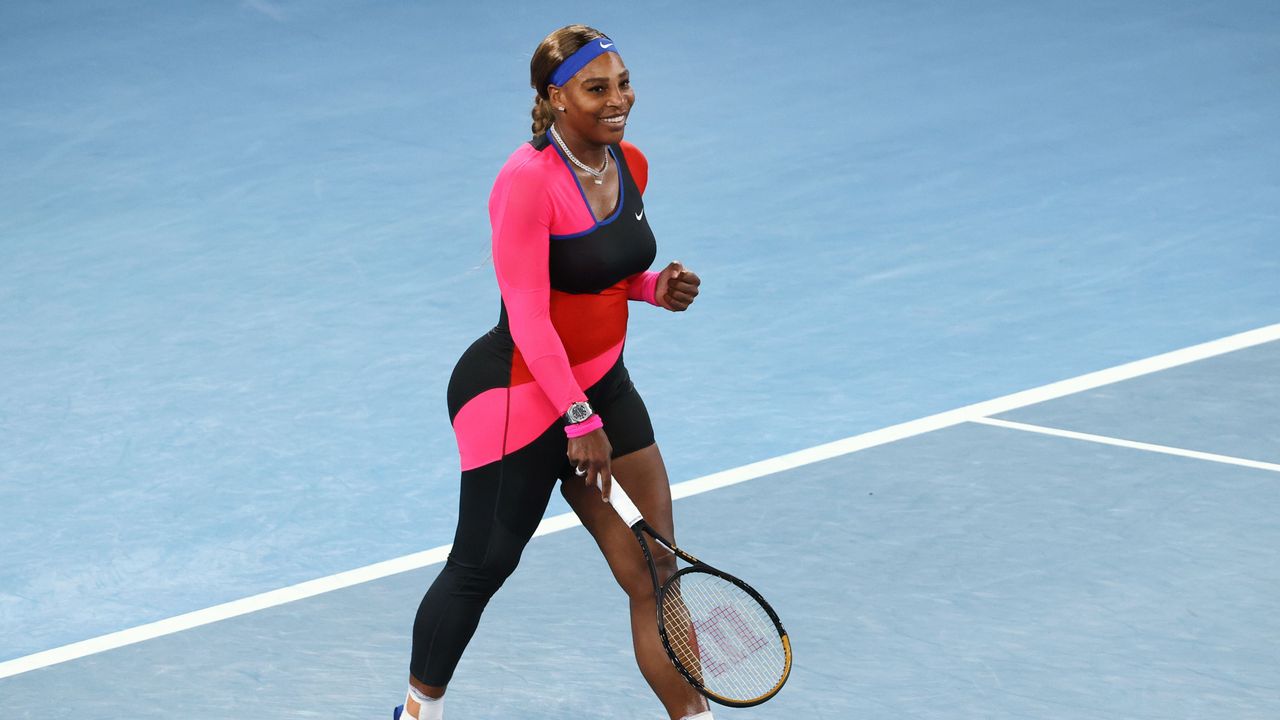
[603,477,645,527]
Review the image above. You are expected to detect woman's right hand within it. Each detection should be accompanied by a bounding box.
[568,428,613,501]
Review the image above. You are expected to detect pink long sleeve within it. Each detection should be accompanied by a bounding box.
[489,162,587,416]
[626,271,661,306]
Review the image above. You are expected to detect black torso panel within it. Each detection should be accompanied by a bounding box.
[532,134,657,295]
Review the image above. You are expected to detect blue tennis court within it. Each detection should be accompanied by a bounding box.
[2,1,1278,718]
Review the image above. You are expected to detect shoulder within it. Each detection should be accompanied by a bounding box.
[499,141,557,181]
[619,140,647,171]
[619,140,648,194]
[492,141,558,202]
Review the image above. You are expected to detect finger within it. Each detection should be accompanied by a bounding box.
[683,272,701,287]
[600,461,612,501]
[669,289,695,303]
[585,458,604,484]
[599,473,612,502]
[672,278,700,296]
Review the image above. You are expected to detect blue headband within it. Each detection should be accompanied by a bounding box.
[548,37,619,87]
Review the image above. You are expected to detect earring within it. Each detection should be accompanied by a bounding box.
[557,106,565,112]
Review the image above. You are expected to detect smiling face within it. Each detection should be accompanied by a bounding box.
[548,52,634,145]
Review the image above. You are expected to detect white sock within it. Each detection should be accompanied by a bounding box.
[404,685,444,720]
[680,712,714,720]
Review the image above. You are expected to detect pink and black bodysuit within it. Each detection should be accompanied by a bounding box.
[410,132,663,686]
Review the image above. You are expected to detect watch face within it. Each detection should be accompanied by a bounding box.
[568,402,592,423]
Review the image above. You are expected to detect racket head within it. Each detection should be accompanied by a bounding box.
[656,565,792,707]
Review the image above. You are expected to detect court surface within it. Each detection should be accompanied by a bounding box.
[2,1,1278,718]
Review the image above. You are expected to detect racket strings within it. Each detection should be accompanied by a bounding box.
[664,583,780,697]
[660,571,787,702]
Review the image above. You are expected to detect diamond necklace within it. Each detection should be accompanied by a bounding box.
[549,124,609,185]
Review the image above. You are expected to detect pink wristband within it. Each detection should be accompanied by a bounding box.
[641,271,661,306]
[564,414,604,438]
[627,271,662,307]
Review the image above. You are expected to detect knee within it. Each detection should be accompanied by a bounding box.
[653,549,677,582]
[619,550,677,601]
[653,551,678,589]
[444,550,521,600]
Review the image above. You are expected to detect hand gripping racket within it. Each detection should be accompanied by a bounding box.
[604,480,792,707]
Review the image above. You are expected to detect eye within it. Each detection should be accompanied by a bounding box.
[620,79,631,89]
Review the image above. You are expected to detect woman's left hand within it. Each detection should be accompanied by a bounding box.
[656,260,700,311]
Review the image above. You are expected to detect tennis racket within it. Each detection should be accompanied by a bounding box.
[603,480,792,707]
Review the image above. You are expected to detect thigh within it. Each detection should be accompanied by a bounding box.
[450,425,566,567]
[561,443,677,593]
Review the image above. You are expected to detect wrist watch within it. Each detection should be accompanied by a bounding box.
[564,401,594,425]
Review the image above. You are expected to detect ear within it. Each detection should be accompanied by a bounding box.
[547,84,565,112]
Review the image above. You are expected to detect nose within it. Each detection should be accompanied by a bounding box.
[605,85,627,109]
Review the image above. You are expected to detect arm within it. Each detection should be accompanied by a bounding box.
[626,271,661,306]
[490,165,587,416]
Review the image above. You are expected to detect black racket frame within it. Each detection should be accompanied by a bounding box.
[628,518,792,708]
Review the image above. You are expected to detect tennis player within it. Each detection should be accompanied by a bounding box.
[396,25,710,720]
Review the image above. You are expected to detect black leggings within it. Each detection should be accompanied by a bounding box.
[410,360,654,686]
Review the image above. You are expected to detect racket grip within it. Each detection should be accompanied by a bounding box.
[604,478,645,527]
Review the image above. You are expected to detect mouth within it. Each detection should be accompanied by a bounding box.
[600,113,627,128]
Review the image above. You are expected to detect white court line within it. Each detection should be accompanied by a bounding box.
[3,322,1278,680]
[973,417,1280,473]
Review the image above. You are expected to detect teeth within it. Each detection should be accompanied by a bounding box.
[602,116,625,124]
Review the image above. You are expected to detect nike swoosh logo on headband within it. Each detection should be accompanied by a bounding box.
[600,41,614,48]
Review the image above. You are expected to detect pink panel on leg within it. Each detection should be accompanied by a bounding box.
[451,339,625,471]
[452,387,508,471]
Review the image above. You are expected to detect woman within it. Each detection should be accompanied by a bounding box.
[396,25,711,720]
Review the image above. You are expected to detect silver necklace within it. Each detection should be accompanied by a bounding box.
[550,124,609,185]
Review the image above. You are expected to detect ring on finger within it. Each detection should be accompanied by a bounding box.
[574,466,587,477]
